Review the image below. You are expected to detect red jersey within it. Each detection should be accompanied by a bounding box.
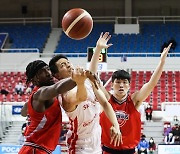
[145,108,153,114]
[100,95,141,150]
[24,87,62,151]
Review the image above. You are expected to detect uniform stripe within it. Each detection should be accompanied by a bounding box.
[24,142,52,153]
[68,117,78,154]
[26,115,47,138]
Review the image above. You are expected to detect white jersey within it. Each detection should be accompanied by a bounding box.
[63,79,102,154]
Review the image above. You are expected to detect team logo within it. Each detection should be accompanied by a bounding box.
[115,111,129,127]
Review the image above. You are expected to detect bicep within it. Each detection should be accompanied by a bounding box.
[36,86,58,101]
[133,82,154,107]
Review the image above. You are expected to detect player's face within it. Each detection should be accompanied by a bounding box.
[34,66,54,86]
[55,58,73,80]
[112,79,130,97]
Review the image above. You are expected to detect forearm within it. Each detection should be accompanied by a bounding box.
[38,78,76,100]
[89,46,102,73]
[76,83,87,102]
[149,61,165,87]
[102,101,119,128]
[95,89,119,128]
[56,78,76,94]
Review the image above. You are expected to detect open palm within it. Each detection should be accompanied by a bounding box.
[96,32,113,49]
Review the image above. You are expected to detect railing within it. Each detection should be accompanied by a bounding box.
[1,48,40,53]
[0,17,52,25]
[138,16,180,23]
[93,16,180,24]
[0,16,179,26]
[0,102,14,141]
[40,52,180,58]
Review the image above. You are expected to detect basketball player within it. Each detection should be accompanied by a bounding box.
[18,60,88,154]
[90,34,172,153]
[49,33,121,154]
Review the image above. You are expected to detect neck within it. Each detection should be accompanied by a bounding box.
[113,93,128,104]
[114,93,128,101]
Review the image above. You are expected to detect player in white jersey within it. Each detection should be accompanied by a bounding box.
[49,32,122,153]
[61,79,102,153]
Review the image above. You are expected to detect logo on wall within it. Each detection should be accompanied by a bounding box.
[0,145,61,154]
[12,106,23,115]
[0,145,21,154]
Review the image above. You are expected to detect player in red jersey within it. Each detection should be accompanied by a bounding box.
[19,60,87,154]
[89,34,172,153]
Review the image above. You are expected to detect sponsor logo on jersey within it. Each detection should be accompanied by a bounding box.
[115,111,129,127]
[83,114,97,127]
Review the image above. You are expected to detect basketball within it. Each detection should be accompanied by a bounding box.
[62,8,93,40]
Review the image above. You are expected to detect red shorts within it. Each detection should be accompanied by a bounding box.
[18,146,51,154]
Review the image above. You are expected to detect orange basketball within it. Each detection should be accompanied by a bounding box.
[62,8,93,40]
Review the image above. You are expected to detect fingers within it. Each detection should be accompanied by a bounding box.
[72,67,87,82]
[106,33,111,41]
[110,132,122,146]
[161,42,172,60]
[110,126,122,147]
[163,43,172,52]
[99,32,103,38]
[85,70,99,89]
[167,43,172,50]
[108,43,113,48]
[121,134,123,144]
[99,32,111,40]
[75,67,84,75]
[102,32,111,40]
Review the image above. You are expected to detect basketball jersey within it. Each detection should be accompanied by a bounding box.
[100,95,141,150]
[62,80,102,154]
[24,87,62,151]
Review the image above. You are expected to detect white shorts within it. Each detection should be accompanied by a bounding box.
[68,128,102,154]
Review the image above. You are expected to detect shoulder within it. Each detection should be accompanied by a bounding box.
[62,88,76,100]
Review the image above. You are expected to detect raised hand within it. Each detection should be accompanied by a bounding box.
[96,32,113,49]
[161,43,172,62]
[71,67,87,84]
[110,125,123,147]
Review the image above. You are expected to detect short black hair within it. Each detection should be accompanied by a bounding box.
[141,134,146,138]
[112,70,131,83]
[26,60,48,83]
[49,54,68,75]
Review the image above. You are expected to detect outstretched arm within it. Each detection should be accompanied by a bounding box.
[89,32,112,73]
[87,66,122,146]
[132,43,172,109]
[33,68,86,112]
[93,87,122,146]
[34,77,76,101]
[21,79,76,115]
[89,32,113,99]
